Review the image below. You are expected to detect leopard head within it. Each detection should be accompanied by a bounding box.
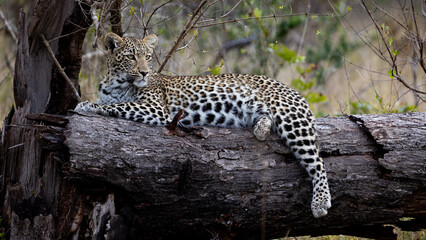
[104,33,158,88]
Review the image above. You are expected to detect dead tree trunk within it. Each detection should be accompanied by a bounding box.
[64,112,426,239]
[2,109,424,239]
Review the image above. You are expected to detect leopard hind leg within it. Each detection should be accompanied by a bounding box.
[248,100,272,141]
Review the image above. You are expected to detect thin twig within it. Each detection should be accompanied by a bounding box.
[0,9,17,42]
[410,0,425,74]
[361,0,395,65]
[90,1,103,48]
[297,0,310,56]
[143,0,173,36]
[360,0,426,99]
[193,13,333,29]
[158,0,209,72]
[40,34,81,102]
[198,0,242,23]
[47,28,88,43]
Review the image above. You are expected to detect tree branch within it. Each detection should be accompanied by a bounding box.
[40,34,81,102]
[0,9,17,43]
[142,0,173,37]
[109,0,124,36]
[157,0,210,73]
[360,0,426,101]
[193,13,333,29]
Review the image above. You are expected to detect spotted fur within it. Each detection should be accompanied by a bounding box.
[76,33,332,218]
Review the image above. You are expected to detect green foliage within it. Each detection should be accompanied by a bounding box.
[346,97,417,114]
[388,68,396,79]
[276,16,304,39]
[306,3,360,85]
[291,76,328,117]
[271,43,304,63]
[208,59,225,75]
[129,6,136,15]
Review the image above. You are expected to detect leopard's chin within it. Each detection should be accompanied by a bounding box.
[133,78,147,88]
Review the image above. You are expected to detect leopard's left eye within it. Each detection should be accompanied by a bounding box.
[126,55,136,60]
[145,55,152,61]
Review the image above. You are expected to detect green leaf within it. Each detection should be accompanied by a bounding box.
[291,78,314,91]
[272,43,302,63]
[129,6,135,15]
[211,66,221,75]
[389,36,394,46]
[392,49,399,56]
[253,7,262,18]
[375,92,383,105]
[210,59,225,75]
[388,69,396,79]
[306,92,327,104]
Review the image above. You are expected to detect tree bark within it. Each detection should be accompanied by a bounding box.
[2,0,91,239]
[5,111,424,239]
[63,111,426,239]
[13,0,91,115]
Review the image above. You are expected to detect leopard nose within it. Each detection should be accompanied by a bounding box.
[140,71,148,77]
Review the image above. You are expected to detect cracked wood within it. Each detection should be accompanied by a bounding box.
[63,112,426,239]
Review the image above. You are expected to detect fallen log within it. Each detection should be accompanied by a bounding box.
[1,108,425,239]
[58,111,425,239]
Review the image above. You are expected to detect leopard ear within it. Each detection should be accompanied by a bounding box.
[142,34,158,51]
[104,33,124,53]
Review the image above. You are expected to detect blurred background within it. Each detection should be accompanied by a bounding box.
[0,0,424,123]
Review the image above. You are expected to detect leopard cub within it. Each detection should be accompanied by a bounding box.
[75,33,332,218]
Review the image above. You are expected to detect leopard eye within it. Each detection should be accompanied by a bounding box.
[145,55,152,61]
[126,55,136,60]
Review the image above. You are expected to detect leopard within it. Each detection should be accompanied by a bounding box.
[75,32,332,218]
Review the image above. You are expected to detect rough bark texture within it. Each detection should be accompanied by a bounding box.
[45,1,93,114]
[13,0,91,115]
[1,109,425,239]
[60,111,425,239]
[109,0,123,37]
[2,0,91,239]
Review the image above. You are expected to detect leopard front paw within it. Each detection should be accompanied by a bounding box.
[74,101,102,114]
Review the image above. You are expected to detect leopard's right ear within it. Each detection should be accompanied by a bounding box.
[104,33,124,54]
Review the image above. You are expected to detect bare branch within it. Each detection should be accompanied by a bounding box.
[297,0,311,56]
[158,0,209,73]
[410,0,426,74]
[395,74,426,101]
[40,34,81,102]
[0,9,17,42]
[47,28,89,43]
[193,13,333,29]
[197,0,242,24]
[360,0,426,101]
[143,0,173,36]
[89,1,103,48]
